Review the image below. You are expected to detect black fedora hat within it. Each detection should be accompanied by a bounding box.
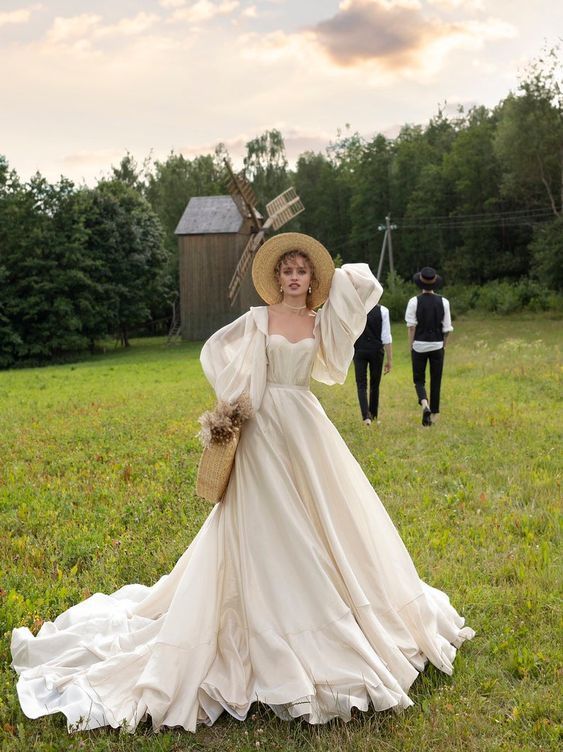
[413,266,443,290]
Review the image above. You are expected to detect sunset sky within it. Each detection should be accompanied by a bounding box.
[1,0,561,184]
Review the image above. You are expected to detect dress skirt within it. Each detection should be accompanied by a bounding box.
[11,376,474,732]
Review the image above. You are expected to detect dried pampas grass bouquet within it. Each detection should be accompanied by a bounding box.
[198,392,254,448]
[196,393,254,503]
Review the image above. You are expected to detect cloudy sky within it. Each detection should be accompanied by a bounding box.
[1,0,560,184]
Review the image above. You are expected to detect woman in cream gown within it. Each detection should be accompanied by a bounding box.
[11,234,474,733]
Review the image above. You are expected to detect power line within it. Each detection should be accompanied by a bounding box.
[392,206,556,223]
[325,209,555,254]
[398,212,555,230]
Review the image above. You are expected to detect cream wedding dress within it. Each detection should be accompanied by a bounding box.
[11,264,474,733]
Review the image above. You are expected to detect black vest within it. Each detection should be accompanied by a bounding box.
[355,305,383,351]
[414,294,445,342]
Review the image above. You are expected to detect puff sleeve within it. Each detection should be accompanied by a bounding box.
[200,309,268,410]
[312,263,383,385]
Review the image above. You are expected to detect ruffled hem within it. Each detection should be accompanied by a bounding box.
[12,593,474,733]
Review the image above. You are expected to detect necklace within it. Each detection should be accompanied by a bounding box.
[282,301,307,311]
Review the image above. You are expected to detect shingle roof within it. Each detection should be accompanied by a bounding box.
[174,196,244,235]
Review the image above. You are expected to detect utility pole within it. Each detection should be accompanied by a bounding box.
[376,228,388,280]
[377,214,397,288]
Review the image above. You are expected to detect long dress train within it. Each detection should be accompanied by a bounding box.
[11,264,474,732]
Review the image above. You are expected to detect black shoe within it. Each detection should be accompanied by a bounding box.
[422,407,432,426]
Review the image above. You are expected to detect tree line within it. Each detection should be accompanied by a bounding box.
[0,47,561,367]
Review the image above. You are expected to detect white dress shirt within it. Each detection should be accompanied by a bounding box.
[380,305,392,345]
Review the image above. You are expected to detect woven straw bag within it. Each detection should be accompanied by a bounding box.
[196,428,240,503]
[195,393,253,504]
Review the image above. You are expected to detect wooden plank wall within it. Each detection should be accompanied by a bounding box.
[179,233,261,341]
[240,262,263,311]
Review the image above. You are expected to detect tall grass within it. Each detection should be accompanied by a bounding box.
[0,317,561,751]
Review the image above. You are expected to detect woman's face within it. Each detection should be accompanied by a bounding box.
[278,254,312,300]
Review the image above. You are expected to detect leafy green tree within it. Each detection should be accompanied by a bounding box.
[389,116,458,277]
[84,180,167,346]
[348,134,393,269]
[495,44,563,216]
[388,124,437,275]
[326,126,366,172]
[390,124,434,219]
[243,129,289,210]
[400,162,450,275]
[292,130,361,263]
[0,256,22,367]
[0,172,103,362]
[146,152,222,252]
[0,157,22,366]
[441,107,509,282]
[293,152,344,255]
[530,216,563,291]
[111,152,148,192]
[145,151,223,307]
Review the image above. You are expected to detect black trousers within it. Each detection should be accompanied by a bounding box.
[411,347,445,414]
[353,347,384,419]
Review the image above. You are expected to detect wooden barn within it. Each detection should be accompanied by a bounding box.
[174,195,261,341]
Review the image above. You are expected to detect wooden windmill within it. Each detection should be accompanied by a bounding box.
[224,161,304,305]
[174,164,304,341]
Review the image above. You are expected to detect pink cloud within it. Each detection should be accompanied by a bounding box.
[311,0,515,71]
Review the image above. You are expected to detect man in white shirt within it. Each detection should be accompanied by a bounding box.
[353,303,393,426]
[405,267,453,426]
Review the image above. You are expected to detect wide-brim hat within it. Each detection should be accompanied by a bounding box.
[252,232,335,309]
[413,267,443,290]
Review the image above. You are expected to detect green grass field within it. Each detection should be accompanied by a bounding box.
[0,316,561,752]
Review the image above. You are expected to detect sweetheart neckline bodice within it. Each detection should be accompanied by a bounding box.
[267,333,316,345]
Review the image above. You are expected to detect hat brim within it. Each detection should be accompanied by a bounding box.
[252,232,335,308]
[413,272,443,289]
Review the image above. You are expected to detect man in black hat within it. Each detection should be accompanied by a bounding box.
[405,267,452,426]
[353,303,392,426]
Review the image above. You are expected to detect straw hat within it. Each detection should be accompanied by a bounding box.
[252,232,335,309]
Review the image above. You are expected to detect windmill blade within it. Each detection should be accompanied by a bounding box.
[265,187,304,230]
[224,160,261,229]
[228,191,247,220]
[228,230,265,305]
[227,173,258,212]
